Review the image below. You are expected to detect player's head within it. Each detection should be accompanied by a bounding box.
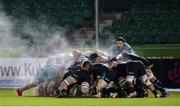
[88,53,99,63]
[81,59,92,71]
[115,36,125,48]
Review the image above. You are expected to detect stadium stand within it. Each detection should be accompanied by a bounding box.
[1,0,180,44]
[1,0,93,30]
[101,0,180,44]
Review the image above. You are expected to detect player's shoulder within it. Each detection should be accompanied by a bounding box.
[124,42,130,46]
[124,42,132,48]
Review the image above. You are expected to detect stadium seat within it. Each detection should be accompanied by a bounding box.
[102,0,180,44]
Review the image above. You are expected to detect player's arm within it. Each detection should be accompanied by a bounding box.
[125,54,153,68]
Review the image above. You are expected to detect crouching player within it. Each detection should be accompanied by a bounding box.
[89,63,114,98]
[117,53,168,97]
[16,53,74,96]
[16,66,48,96]
[109,60,160,98]
[57,59,92,97]
[16,64,63,96]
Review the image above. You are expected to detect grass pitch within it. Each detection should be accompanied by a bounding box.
[0,44,180,58]
[0,88,180,106]
[0,44,180,106]
[133,44,180,58]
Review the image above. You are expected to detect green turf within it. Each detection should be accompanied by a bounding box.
[0,44,180,58]
[0,88,180,106]
[133,44,180,58]
[69,44,180,58]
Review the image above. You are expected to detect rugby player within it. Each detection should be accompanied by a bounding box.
[108,36,136,56]
[116,53,168,97]
[89,62,113,97]
[57,59,92,97]
[109,60,160,98]
[16,53,74,96]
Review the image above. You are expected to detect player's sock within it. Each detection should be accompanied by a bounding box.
[19,84,33,92]
[154,79,164,87]
[127,91,137,98]
[16,88,22,96]
[110,92,118,98]
[102,87,116,97]
[108,87,116,93]
[154,79,167,95]
[129,87,135,93]
[102,88,110,97]
[94,90,102,98]
[61,89,67,96]
[154,84,165,93]
[56,89,67,97]
[152,90,160,98]
[127,88,136,98]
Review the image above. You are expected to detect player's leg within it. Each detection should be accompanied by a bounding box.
[117,77,128,97]
[42,78,51,96]
[153,79,168,97]
[131,61,160,98]
[16,80,38,96]
[69,84,81,97]
[57,76,77,97]
[125,75,137,97]
[146,69,168,97]
[102,82,118,98]
[94,79,108,98]
[133,78,147,98]
[16,68,46,96]
[44,65,55,96]
[141,74,160,97]
[36,83,43,96]
[125,62,137,97]
[47,80,57,96]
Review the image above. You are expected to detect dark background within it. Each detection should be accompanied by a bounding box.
[149,58,180,88]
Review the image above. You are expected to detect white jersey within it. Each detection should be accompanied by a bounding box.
[116,54,131,63]
[47,53,74,67]
[45,53,75,82]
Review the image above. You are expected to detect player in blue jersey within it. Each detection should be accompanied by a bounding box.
[108,36,136,56]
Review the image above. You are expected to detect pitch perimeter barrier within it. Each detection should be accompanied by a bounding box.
[148,58,180,88]
[0,58,179,88]
[0,58,47,88]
